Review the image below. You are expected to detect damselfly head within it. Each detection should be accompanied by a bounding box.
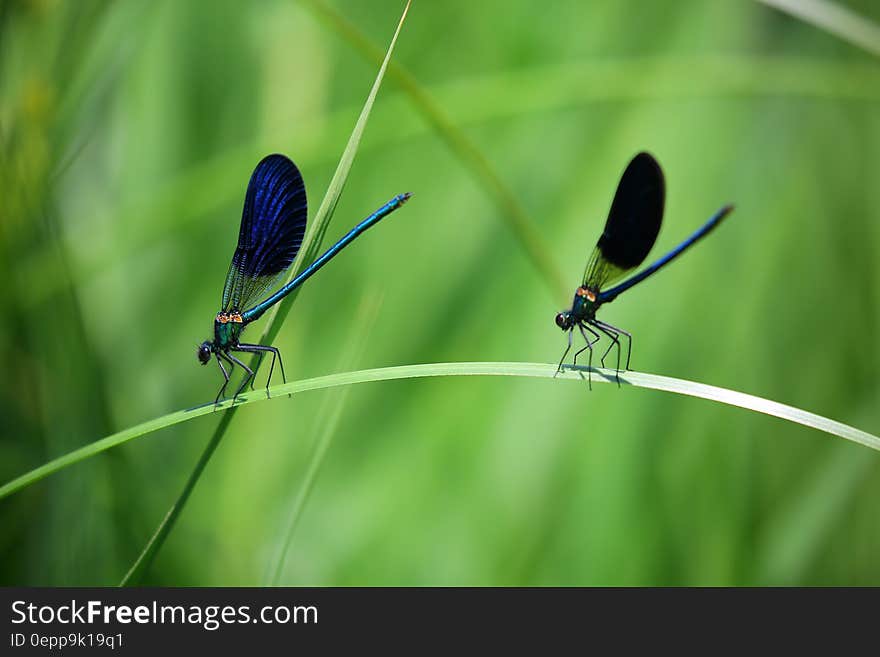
[555,311,573,331]
[197,341,213,365]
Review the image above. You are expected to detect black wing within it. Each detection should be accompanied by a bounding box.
[582,152,665,290]
[221,154,308,312]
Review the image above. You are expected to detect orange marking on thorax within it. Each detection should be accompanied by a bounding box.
[576,286,597,302]
[216,311,243,324]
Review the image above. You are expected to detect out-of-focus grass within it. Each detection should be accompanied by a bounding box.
[757,0,880,56]
[1,0,878,586]
[267,290,384,585]
[2,360,878,506]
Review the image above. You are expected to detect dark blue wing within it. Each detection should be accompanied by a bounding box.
[221,154,308,312]
[582,151,664,290]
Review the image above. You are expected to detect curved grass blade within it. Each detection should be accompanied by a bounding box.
[117,1,412,586]
[2,362,878,507]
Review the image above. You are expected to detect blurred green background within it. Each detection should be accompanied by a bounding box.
[2,0,879,586]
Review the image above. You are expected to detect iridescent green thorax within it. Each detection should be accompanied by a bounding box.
[570,286,600,323]
[213,311,246,350]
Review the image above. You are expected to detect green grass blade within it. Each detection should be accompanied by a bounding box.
[118,410,234,586]
[756,0,880,56]
[261,0,411,345]
[2,362,877,507]
[116,1,412,586]
[301,0,568,299]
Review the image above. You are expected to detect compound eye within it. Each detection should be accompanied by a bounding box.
[197,344,212,364]
[555,313,568,329]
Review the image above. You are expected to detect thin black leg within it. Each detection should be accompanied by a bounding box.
[555,329,573,377]
[238,346,266,391]
[214,353,232,406]
[236,343,287,397]
[594,319,633,371]
[573,323,601,390]
[226,352,255,402]
[248,351,265,390]
[589,321,622,386]
[592,320,621,388]
[599,325,620,371]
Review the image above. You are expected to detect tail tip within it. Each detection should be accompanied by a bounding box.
[400,192,413,205]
